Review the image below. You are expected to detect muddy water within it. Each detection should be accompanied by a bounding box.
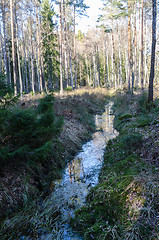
[37,102,118,240]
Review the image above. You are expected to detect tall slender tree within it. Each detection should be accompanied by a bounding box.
[141,0,144,90]
[148,0,157,103]
[10,0,17,95]
[59,0,63,95]
[35,0,43,93]
[2,0,10,84]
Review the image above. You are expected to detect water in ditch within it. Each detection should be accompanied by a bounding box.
[35,101,118,240]
[10,102,118,240]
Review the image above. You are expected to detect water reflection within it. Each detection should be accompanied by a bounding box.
[68,159,86,184]
[40,102,118,240]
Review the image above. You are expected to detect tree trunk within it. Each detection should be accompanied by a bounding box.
[141,0,144,90]
[73,0,77,88]
[138,7,141,87]
[59,0,63,94]
[106,51,109,87]
[16,21,23,100]
[128,0,131,92]
[134,0,137,88]
[2,0,9,84]
[22,23,28,93]
[93,55,97,87]
[63,0,69,87]
[125,48,128,86]
[35,0,43,93]
[10,0,17,95]
[118,27,122,87]
[7,45,11,84]
[103,42,106,86]
[144,10,148,86]
[85,54,90,86]
[96,46,100,87]
[89,59,92,85]
[31,49,35,94]
[0,22,4,74]
[111,17,116,88]
[69,48,74,88]
[148,0,157,103]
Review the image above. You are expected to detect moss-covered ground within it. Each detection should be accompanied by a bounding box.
[71,91,159,240]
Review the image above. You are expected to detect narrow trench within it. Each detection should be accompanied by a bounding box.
[17,101,118,240]
[37,101,118,240]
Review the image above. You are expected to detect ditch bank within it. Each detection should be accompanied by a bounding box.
[0,88,109,223]
[71,91,159,240]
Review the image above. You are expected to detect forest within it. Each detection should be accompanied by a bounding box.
[0,0,159,239]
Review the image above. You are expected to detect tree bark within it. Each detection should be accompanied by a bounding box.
[59,0,63,94]
[93,54,97,87]
[106,51,109,87]
[85,54,90,86]
[148,0,157,103]
[111,17,116,88]
[0,22,4,74]
[2,0,9,84]
[16,21,23,100]
[134,0,137,88]
[22,23,28,93]
[63,0,69,87]
[35,0,43,93]
[128,0,131,92]
[10,0,17,95]
[73,0,77,88]
[68,48,74,88]
[118,26,122,87]
[144,9,148,86]
[141,0,144,90]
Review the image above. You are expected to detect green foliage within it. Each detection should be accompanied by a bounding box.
[0,74,18,109]
[37,94,54,113]
[0,74,12,96]
[77,30,84,40]
[137,92,149,113]
[41,0,58,89]
[120,132,143,152]
[0,94,63,168]
[64,86,73,91]
[118,113,132,120]
[136,92,159,113]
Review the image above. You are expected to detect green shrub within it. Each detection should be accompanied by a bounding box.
[118,113,133,120]
[137,92,155,113]
[37,94,54,113]
[64,86,73,91]
[0,94,63,168]
[0,74,18,109]
[121,133,143,151]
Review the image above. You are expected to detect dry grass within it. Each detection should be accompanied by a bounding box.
[0,87,110,231]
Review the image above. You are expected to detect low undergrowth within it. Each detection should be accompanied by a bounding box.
[0,94,63,170]
[71,92,159,239]
[0,88,110,239]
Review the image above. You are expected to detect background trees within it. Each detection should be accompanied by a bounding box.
[0,0,158,96]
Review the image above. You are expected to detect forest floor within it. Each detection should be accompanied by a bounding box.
[71,86,159,239]
[0,87,110,222]
[1,86,159,239]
